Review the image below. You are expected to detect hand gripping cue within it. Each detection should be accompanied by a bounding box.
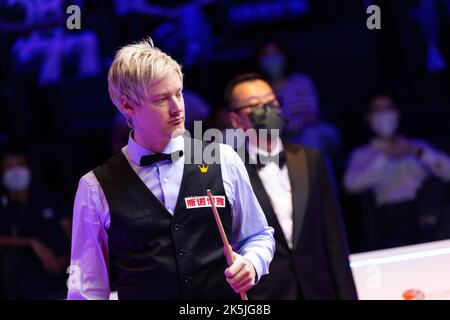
[206,189,248,300]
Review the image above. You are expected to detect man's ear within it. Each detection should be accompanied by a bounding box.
[119,95,136,120]
[229,111,242,129]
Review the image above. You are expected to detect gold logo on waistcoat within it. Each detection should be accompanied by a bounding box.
[198,164,209,173]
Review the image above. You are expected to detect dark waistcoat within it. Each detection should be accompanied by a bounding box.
[93,139,238,300]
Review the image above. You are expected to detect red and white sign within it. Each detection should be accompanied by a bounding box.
[184,196,226,209]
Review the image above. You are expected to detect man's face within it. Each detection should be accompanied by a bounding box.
[367,95,400,138]
[259,43,286,80]
[229,79,280,131]
[129,71,185,143]
[367,95,400,126]
[1,154,31,193]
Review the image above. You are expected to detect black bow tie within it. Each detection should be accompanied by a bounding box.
[139,150,183,167]
[256,151,286,170]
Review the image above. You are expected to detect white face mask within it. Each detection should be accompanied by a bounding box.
[3,166,31,192]
[369,110,399,138]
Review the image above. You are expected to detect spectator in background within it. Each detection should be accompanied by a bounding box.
[0,147,71,299]
[344,94,450,248]
[5,0,101,86]
[257,41,341,163]
[226,73,357,300]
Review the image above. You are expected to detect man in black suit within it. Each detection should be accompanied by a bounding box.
[225,73,357,300]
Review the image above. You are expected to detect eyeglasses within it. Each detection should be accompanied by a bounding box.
[232,99,280,113]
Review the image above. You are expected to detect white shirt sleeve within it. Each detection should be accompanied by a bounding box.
[416,141,450,182]
[343,146,388,193]
[219,144,275,281]
[66,173,111,300]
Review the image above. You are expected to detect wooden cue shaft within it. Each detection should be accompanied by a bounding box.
[206,189,248,301]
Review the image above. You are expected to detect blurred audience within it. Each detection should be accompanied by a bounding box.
[152,0,216,68]
[112,0,176,46]
[3,0,101,86]
[257,41,342,163]
[0,147,71,299]
[112,0,215,68]
[343,94,450,248]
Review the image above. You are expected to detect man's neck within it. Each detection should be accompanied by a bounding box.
[133,131,171,153]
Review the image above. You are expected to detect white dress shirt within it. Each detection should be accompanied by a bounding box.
[344,137,450,206]
[67,134,275,300]
[247,138,294,249]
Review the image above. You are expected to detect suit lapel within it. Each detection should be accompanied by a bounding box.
[285,144,309,251]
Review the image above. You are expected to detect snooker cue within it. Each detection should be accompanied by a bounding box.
[206,189,248,301]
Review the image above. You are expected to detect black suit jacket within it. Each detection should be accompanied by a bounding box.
[243,143,357,300]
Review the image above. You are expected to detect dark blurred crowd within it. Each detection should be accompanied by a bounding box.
[0,0,449,299]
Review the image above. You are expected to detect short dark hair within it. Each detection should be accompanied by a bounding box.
[366,92,398,114]
[224,73,267,110]
[252,39,294,76]
[0,144,29,167]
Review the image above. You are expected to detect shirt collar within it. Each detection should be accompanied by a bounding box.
[247,137,284,162]
[125,131,185,166]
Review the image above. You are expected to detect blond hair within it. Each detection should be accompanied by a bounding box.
[108,38,183,124]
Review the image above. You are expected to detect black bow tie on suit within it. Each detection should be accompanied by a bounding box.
[139,150,183,167]
[256,151,286,170]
